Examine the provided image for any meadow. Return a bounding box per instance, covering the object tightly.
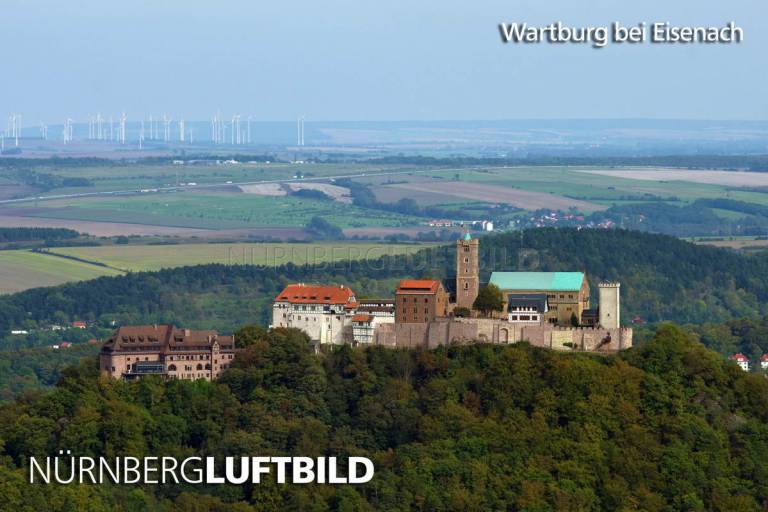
[46,241,429,271]
[0,242,430,292]
[0,250,122,294]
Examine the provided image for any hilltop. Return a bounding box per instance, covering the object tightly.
[0,324,766,510]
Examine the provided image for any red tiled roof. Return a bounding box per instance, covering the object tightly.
[396,279,441,294]
[761,354,768,362]
[276,283,357,306]
[72,321,86,328]
[352,314,374,323]
[730,353,748,362]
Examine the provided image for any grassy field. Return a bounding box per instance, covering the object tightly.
[365,166,762,211]
[687,236,768,251]
[0,242,431,293]
[1,192,421,230]
[45,242,432,272]
[0,251,122,294]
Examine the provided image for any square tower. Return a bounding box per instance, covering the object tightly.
[456,233,480,310]
[598,282,621,329]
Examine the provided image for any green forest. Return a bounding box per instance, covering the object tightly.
[1,325,767,511]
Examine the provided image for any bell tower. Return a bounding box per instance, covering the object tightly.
[456,232,480,310]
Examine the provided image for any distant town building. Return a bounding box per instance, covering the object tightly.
[730,353,750,372]
[426,219,456,228]
[60,342,72,348]
[272,283,357,344]
[10,330,28,335]
[72,321,87,329]
[761,354,768,371]
[395,279,448,324]
[99,324,235,381]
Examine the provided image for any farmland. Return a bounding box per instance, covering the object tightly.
[0,250,122,294]
[0,242,429,292]
[2,159,768,242]
[45,242,429,272]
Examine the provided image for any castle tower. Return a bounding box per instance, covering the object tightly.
[456,232,480,310]
[598,282,620,329]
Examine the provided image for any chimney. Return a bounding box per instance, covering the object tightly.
[184,329,191,337]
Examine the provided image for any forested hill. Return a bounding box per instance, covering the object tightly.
[1,325,767,510]
[1,228,767,351]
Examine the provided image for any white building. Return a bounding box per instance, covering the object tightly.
[272,283,358,345]
[761,354,768,372]
[351,300,395,344]
[730,353,750,372]
[507,294,547,324]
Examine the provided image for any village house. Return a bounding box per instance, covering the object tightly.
[730,353,750,372]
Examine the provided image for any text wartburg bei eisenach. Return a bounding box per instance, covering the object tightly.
[499,21,743,48]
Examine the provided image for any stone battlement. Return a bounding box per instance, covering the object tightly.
[372,318,632,352]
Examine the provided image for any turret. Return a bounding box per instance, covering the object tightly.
[598,282,620,329]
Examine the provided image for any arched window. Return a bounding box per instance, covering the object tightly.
[205,364,211,370]
[168,364,177,371]
[196,363,203,370]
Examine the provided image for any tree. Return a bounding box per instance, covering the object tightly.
[570,312,579,327]
[472,284,504,317]
[454,307,471,318]
[304,216,344,240]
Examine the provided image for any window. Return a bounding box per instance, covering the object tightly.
[464,258,469,263]
[424,298,428,303]
[464,283,469,290]
[168,364,177,371]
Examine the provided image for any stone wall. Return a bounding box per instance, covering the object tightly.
[372,318,632,353]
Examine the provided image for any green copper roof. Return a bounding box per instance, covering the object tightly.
[463,232,472,241]
[489,272,585,291]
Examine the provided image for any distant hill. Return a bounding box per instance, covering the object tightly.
[0,325,766,510]
[1,228,767,352]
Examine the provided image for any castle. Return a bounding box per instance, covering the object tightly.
[272,234,632,352]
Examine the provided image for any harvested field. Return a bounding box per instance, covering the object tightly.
[580,169,768,188]
[0,215,209,236]
[387,182,606,212]
[238,183,286,196]
[287,183,352,203]
[373,185,458,205]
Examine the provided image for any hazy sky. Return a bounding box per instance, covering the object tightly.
[1,0,765,122]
